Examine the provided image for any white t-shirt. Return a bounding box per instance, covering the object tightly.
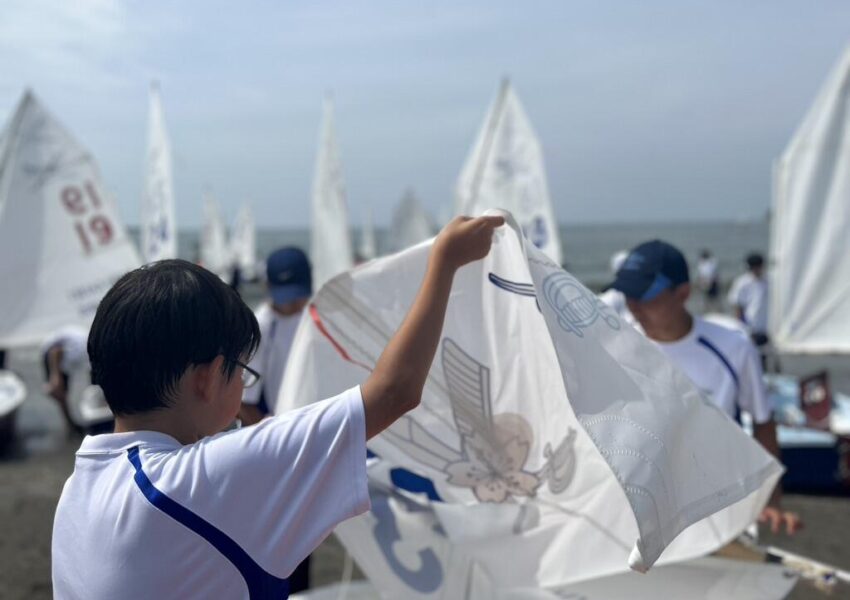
[654,317,772,425]
[52,386,369,600]
[696,257,718,285]
[243,304,303,413]
[727,272,768,334]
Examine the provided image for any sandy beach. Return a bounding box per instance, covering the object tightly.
[1,344,848,599]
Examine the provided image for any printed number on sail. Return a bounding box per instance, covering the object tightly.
[61,181,114,253]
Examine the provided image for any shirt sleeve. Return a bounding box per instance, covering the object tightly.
[171,386,370,577]
[737,342,772,424]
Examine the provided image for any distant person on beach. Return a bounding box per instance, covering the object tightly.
[696,249,720,312]
[51,215,504,599]
[239,246,312,592]
[728,252,769,348]
[611,240,801,535]
[42,325,90,435]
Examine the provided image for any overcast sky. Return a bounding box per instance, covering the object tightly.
[2,1,849,228]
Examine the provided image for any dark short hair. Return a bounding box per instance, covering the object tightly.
[88,259,261,416]
[746,253,764,269]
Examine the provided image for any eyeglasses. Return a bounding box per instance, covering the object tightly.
[236,360,261,389]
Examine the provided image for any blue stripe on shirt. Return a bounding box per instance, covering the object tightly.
[696,335,742,423]
[126,447,289,599]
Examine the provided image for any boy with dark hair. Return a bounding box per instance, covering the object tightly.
[51,215,503,599]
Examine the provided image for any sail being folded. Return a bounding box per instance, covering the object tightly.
[311,96,353,288]
[141,82,178,263]
[277,210,780,595]
[770,46,850,353]
[456,81,563,265]
[0,91,140,346]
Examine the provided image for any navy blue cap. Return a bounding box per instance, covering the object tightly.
[611,240,689,301]
[266,247,312,305]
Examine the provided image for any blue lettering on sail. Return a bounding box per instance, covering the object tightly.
[371,493,443,592]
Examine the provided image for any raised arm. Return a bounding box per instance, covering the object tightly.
[360,215,504,439]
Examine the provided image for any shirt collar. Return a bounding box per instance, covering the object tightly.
[76,430,182,455]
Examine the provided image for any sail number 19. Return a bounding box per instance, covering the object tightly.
[61,182,114,254]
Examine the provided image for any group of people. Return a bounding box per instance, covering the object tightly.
[48,216,798,599]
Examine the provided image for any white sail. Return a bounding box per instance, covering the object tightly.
[456,80,563,265]
[0,91,141,347]
[141,82,177,263]
[200,193,229,279]
[277,211,780,595]
[390,189,434,252]
[229,201,256,280]
[310,96,354,288]
[358,208,377,261]
[770,46,850,353]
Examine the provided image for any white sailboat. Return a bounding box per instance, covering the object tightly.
[200,193,229,280]
[456,79,563,265]
[767,45,850,489]
[229,201,256,280]
[390,189,434,252]
[141,82,178,263]
[771,46,850,355]
[277,210,782,597]
[358,208,377,261]
[0,90,141,347]
[310,95,353,289]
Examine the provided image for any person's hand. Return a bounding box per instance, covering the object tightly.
[45,374,67,403]
[759,505,803,535]
[432,215,505,271]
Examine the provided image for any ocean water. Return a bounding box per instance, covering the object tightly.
[149,219,768,290]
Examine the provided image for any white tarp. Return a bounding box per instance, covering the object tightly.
[200,193,229,279]
[229,201,256,280]
[311,96,354,288]
[770,46,850,353]
[0,91,141,347]
[277,212,781,595]
[390,190,433,252]
[141,82,178,263]
[456,80,563,265]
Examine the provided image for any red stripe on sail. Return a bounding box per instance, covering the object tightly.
[309,304,372,371]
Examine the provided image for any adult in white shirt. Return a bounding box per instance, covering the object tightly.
[52,215,505,600]
[728,252,769,342]
[610,240,800,535]
[598,250,636,326]
[240,247,311,427]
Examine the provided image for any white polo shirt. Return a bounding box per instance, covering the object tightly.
[243,304,303,414]
[52,386,369,600]
[653,317,772,425]
[727,272,768,334]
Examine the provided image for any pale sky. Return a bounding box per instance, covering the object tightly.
[1,0,849,228]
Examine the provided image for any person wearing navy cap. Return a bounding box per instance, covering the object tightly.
[611,240,801,536]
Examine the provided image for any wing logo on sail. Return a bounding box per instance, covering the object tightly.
[542,272,620,337]
[440,338,576,502]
